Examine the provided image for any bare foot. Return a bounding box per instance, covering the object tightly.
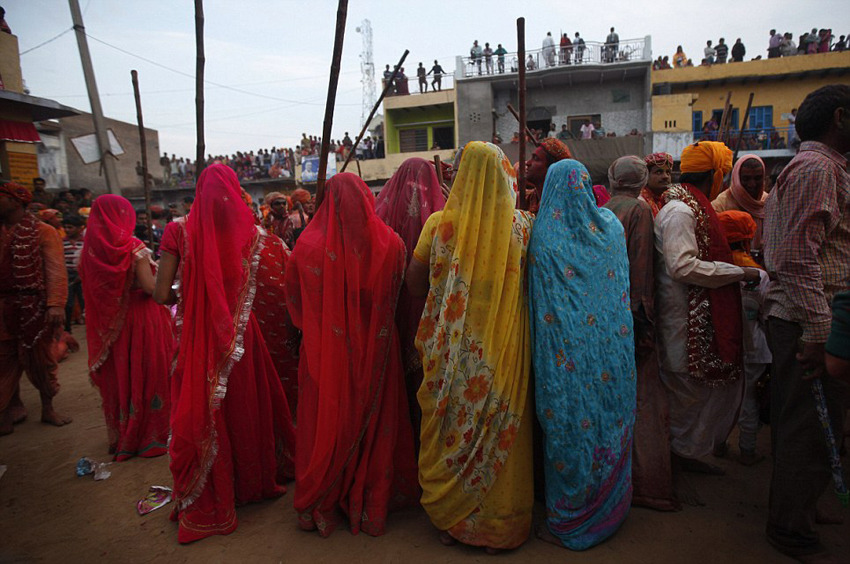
[738,449,765,467]
[438,531,456,546]
[41,406,73,426]
[534,523,564,547]
[10,405,27,424]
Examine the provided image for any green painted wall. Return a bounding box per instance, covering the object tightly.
[386,103,454,154]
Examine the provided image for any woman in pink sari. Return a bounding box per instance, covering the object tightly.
[375,157,446,444]
[154,164,295,544]
[80,194,174,461]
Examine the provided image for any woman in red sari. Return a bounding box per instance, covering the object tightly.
[374,157,446,446]
[285,172,418,537]
[79,194,174,460]
[154,164,295,544]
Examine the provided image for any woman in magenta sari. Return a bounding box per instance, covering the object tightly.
[375,157,446,443]
[154,164,295,544]
[80,194,174,461]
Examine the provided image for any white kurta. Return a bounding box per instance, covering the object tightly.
[654,200,746,458]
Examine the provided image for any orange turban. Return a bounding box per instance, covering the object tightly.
[0,182,33,204]
[290,188,312,205]
[717,210,756,243]
[538,137,572,162]
[680,141,732,200]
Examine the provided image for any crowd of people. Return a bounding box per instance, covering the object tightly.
[654,26,846,69]
[1,82,848,563]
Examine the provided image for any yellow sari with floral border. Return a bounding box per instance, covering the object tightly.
[412,141,534,549]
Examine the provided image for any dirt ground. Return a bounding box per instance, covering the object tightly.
[1,327,848,564]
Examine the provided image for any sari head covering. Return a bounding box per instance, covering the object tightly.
[285,172,417,536]
[592,184,611,207]
[375,157,446,423]
[79,194,144,372]
[609,155,649,193]
[170,164,266,511]
[415,141,533,549]
[0,181,32,204]
[528,159,636,549]
[375,157,446,262]
[729,154,766,219]
[680,141,733,200]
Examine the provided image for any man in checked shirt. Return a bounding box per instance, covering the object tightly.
[763,84,850,564]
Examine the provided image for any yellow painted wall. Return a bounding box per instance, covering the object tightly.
[652,93,697,132]
[652,52,850,132]
[0,31,24,93]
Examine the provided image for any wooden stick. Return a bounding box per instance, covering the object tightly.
[341,49,409,173]
[506,103,541,147]
[717,91,732,141]
[130,70,155,249]
[355,155,362,178]
[194,0,206,179]
[517,17,527,210]
[434,155,444,185]
[734,92,755,159]
[316,0,349,209]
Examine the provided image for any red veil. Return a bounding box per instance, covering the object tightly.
[285,172,417,536]
[170,164,283,511]
[374,157,445,443]
[79,194,144,371]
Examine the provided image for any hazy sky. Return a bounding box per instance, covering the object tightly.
[7,0,849,158]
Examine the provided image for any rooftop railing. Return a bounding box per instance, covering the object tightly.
[457,37,650,78]
[381,74,455,97]
[693,126,796,151]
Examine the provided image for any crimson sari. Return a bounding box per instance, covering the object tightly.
[80,194,174,461]
[163,164,295,544]
[374,157,446,444]
[285,172,418,537]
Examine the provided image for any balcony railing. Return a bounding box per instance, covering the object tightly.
[693,126,796,151]
[458,37,650,78]
[381,74,454,96]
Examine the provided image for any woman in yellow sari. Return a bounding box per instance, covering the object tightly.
[406,141,534,552]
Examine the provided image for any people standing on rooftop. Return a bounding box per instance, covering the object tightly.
[732,38,746,61]
[768,29,782,58]
[715,38,729,63]
[543,32,556,67]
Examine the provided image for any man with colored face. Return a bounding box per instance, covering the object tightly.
[522,138,572,213]
[639,152,673,217]
[712,155,769,250]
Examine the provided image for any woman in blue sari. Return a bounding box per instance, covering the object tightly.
[528,159,636,550]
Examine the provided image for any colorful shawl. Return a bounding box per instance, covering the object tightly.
[415,141,533,549]
[663,184,743,386]
[528,159,636,549]
[79,194,145,372]
[285,172,417,537]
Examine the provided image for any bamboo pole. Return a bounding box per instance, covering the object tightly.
[316,0,349,209]
[434,155,444,185]
[341,49,409,173]
[716,91,732,141]
[130,70,154,249]
[194,0,206,178]
[506,103,541,147]
[517,17,527,210]
[734,92,755,159]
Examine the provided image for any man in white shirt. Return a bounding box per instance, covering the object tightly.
[704,40,716,64]
[654,141,760,504]
[580,120,595,140]
[542,32,556,67]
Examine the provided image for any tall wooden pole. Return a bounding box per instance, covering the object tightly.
[517,17,527,210]
[434,155,444,185]
[194,0,206,179]
[341,49,409,173]
[717,91,732,141]
[316,0,349,209]
[734,92,755,159]
[131,70,154,249]
[69,0,119,193]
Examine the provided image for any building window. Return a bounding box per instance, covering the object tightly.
[399,128,428,153]
[567,114,601,138]
[692,111,703,132]
[432,126,454,150]
[710,108,739,130]
[748,106,774,130]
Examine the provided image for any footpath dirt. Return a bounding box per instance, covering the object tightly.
[1,327,848,563]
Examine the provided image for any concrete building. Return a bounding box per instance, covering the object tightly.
[651,50,850,164]
[454,36,653,181]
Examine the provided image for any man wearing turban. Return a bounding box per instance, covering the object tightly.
[652,142,761,503]
[523,137,573,213]
[712,154,768,251]
[262,191,289,241]
[0,182,72,435]
[640,152,674,217]
[604,156,679,511]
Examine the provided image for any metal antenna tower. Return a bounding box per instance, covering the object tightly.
[356,20,376,130]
